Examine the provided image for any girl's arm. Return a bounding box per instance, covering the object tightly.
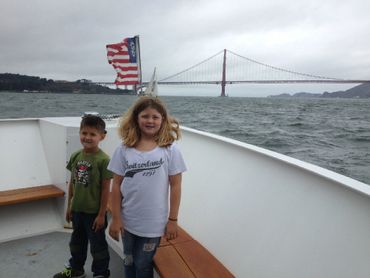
[92,178,111,231]
[166,173,182,240]
[109,173,124,241]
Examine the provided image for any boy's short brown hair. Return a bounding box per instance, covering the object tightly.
[80,115,107,134]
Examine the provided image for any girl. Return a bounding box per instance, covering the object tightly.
[108,96,187,278]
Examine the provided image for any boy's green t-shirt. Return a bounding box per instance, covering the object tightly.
[67,149,113,214]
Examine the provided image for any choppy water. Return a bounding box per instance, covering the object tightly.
[1,92,369,185]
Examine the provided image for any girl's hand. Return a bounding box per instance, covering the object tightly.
[65,208,72,223]
[92,215,105,232]
[109,220,124,241]
[166,220,178,240]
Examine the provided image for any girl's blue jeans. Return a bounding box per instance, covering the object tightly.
[69,211,110,277]
[122,229,161,278]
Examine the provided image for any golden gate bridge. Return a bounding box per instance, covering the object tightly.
[97,49,370,97]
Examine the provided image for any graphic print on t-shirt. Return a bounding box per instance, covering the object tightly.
[125,158,164,178]
[75,160,92,187]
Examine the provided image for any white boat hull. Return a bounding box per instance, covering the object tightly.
[178,127,370,278]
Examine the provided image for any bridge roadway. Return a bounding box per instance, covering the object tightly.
[95,79,370,86]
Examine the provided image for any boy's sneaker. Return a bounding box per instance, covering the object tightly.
[53,267,86,278]
[93,269,110,278]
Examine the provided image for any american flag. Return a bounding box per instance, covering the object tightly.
[106,37,140,85]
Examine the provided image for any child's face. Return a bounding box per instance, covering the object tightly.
[137,107,163,138]
[79,126,105,153]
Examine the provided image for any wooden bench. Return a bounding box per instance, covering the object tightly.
[0,184,65,206]
[154,226,235,278]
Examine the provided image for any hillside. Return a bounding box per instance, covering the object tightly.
[0,73,134,94]
[322,83,370,98]
[269,83,370,98]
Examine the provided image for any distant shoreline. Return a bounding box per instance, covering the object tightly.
[0,90,134,96]
[268,83,370,99]
[0,73,135,95]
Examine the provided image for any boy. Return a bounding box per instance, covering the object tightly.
[54,115,113,278]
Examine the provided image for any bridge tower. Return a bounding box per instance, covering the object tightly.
[221,49,227,97]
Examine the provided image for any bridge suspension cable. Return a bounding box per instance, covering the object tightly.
[159,50,224,82]
[156,49,370,96]
[159,49,344,84]
[226,50,340,81]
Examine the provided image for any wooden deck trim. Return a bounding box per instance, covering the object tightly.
[154,226,234,278]
[154,245,195,278]
[0,184,65,206]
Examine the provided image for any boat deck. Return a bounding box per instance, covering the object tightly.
[0,231,124,278]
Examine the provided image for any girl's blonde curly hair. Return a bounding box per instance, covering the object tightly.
[118,96,181,147]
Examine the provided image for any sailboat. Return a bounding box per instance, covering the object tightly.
[142,67,158,96]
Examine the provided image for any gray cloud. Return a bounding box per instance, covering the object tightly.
[1,0,370,96]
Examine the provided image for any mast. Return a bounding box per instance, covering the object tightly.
[221,49,226,97]
[135,35,142,94]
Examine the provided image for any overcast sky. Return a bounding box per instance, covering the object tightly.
[1,0,370,97]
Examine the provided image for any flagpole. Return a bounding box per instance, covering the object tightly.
[135,35,142,95]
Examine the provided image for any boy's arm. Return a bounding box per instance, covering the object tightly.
[98,178,111,216]
[109,174,124,241]
[92,178,110,232]
[166,173,182,240]
[66,177,73,223]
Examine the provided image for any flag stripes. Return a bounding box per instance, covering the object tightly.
[106,37,140,86]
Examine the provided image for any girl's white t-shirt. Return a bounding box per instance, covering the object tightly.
[108,143,187,237]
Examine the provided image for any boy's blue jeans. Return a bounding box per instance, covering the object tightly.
[69,211,110,277]
[122,229,161,278]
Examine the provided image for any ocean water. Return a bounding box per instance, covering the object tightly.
[1,92,369,185]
